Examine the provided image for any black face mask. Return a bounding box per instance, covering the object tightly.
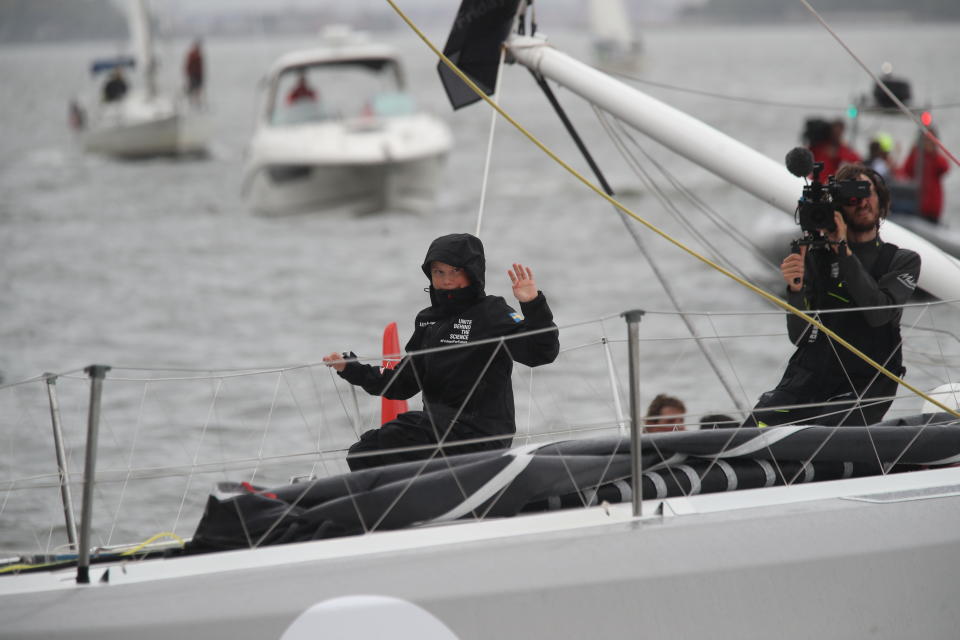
[428,283,481,313]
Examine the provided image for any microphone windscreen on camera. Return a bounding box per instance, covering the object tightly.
[785,147,814,177]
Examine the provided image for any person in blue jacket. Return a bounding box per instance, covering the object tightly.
[324,233,559,470]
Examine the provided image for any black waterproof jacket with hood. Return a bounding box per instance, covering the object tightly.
[338,233,559,442]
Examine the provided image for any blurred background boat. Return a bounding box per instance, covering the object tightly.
[241,26,452,215]
[588,0,643,74]
[75,0,208,158]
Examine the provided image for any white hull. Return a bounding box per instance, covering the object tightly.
[82,110,208,158]
[247,153,447,216]
[2,467,959,639]
[244,35,452,216]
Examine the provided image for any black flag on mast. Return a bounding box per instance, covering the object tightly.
[437,0,523,110]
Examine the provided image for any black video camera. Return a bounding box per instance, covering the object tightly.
[785,147,871,233]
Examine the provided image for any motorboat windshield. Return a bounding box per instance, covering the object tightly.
[269,57,414,126]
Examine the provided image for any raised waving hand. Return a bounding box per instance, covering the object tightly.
[508,263,538,303]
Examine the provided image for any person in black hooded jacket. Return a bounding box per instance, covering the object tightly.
[323,233,560,470]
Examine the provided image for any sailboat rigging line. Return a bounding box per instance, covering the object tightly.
[534,72,747,411]
[384,0,960,419]
[601,333,627,434]
[106,381,150,547]
[307,365,335,481]
[922,307,957,387]
[171,381,217,535]
[598,109,751,279]
[606,70,842,112]
[705,314,752,415]
[0,369,86,392]
[282,370,333,475]
[329,366,363,439]
[429,444,539,523]
[607,114,778,272]
[592,108,748,410]
[531,71,616,195]
[249,371,283,485]
[362,349,498,532]
[908,324,960,347]
[798,0,960,170]
[785,303,936,479]
[35,299,952,383]
[253,474,328,548]
[475,46,507,238]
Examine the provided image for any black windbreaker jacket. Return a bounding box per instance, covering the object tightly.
[338,233,560,437]
[783,238,920,390]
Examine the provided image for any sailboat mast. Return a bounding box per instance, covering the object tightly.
[504,34,960,300]
[128,0,156,98]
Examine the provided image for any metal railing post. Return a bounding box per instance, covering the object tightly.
[43,374,79,549]
[622,310,645,517]
[77,364,110,585]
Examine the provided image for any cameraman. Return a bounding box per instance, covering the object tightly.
[746,164,921,427]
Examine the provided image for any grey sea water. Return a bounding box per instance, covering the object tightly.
[2,21,959,552]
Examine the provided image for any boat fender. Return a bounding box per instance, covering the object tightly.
[280,595,458,639]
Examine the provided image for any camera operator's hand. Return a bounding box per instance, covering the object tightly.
[781,245,806,293]
[826,211,851,255]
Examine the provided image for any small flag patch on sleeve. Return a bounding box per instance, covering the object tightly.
[510,312,523,323]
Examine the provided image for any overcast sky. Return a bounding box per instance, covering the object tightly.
[146,0,703,22]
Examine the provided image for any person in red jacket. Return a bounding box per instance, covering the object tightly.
[286,69,317,104]
[901,128,950,224]
[808,118,861,181]
[184,39,204,105]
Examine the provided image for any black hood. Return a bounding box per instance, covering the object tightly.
[421,233,486,291]
[421,233,486,312]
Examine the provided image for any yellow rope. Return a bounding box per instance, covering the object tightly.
[0,532,186,574]
[0,560,71,574]
[119,531,186,556]
[384,0,960,419]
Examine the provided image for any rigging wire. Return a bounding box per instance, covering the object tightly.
[475,46,507,238]
[607,71,844,112]
[608,72,960,114]
[383,0,960,419]
[606,115,780,272]
[798,0,960,170]
[526,72,747,411]
[596,108,758,279]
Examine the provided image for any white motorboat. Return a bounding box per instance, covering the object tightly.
[78,0,208,158]
[3,3,960,639]
[242,27,452,215]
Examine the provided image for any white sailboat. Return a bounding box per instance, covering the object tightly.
[79,0,208,158]
[588,0,643,73]
[241,26,452,215]
[4,3,960,638]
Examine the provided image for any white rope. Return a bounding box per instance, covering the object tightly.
[475,46,507,238]
[106,380,150,546]
[250,371,283,484]
[173,377,223,535]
